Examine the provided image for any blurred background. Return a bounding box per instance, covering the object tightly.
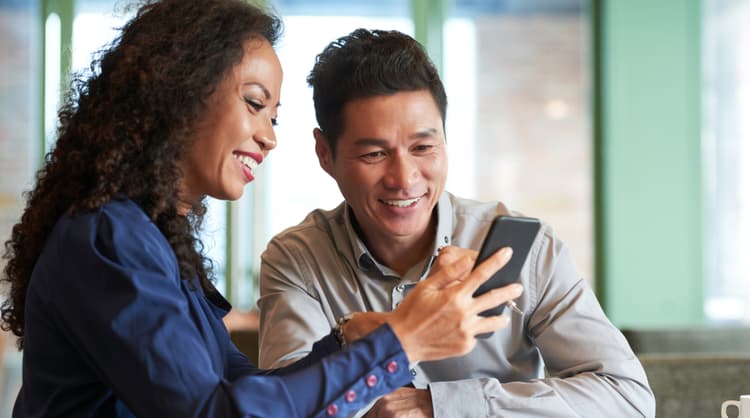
[0,0,747,414]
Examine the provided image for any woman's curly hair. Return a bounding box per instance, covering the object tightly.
[1,0,281,349]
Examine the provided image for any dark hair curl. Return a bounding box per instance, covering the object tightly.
[307,28,447,155]
[1,0,282,349]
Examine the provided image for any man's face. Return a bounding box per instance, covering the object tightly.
[315,89,448,251]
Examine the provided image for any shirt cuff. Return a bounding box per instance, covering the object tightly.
[428,379,486,418]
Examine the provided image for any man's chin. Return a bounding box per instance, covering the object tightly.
[380,223,430,240]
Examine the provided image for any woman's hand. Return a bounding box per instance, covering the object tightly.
[339,246,482,343]
[341,312,391,343]
[386,246,522,363]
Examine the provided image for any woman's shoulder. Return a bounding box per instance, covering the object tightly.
[68,198,159,242]
[99,197,151,221]
[52,198,176,271]
[98,199,176,263]
[31,199,180,303]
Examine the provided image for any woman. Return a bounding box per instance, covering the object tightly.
[0,0,519,416]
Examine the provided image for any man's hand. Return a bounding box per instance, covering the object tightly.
[387,246,520,363]
[364,387,433,418]
[429,246,478,286]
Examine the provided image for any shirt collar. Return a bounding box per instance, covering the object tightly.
[434,191,454,252]
[342,191,454,276]
[342,205,379,272]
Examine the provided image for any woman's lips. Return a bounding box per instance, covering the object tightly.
[232,151,262,182]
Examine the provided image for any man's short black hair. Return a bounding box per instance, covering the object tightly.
[307,28,447,155]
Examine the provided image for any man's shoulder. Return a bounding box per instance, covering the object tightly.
[260,203,354,283]
[445,192,559,250]
[266,202,346,250]
[447,192,514,223]
[447,192,550,227]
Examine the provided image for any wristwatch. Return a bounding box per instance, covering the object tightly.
[333,313,355,348]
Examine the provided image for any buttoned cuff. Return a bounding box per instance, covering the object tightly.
[428,379,486,418]
[314,325,413,418]
[316,353,410,417]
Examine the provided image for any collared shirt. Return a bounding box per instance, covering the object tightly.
[258,192,656,417]
[14,198,412,418]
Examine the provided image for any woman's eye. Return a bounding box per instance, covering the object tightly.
[271,118,278,127]
[244,98,264,111]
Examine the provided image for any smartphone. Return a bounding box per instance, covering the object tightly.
[472,215,541,324]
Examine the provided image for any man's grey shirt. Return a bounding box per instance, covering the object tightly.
[258,192,655,417]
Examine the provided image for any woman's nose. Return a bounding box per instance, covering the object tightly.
[256,134,277,152]
[255,120,277,152]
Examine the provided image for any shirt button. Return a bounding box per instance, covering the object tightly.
[410,368,417,376]
[386,360,399,373]
[396,284,404,292]
[366,374,378,387]
[345,390,357,403]
[326,404,338,416]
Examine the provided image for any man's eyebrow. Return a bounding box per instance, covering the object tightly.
[352,129,440,147]
[411,128,439,139]
[352,138,389,147]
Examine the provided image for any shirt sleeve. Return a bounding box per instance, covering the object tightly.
[257,238,336,368]
[48,207,412,418]
[228,331,341,380]
[427,227,655,418]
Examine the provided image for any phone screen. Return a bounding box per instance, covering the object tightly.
[472,215,541,321]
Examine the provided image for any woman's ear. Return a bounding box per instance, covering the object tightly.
[313,128,334,176]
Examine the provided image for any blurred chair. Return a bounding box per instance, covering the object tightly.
[621,327,750,355]
[229,329,260,365]
[224,309,260,365]
[639,354,750,418]
[622,327,750,417]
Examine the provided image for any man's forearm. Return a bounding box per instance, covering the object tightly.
[427,372,654,418]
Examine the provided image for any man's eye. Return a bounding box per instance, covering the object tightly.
[361,151,386,162]
[271,118,278,126]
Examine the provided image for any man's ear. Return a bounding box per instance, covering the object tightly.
[314,128,334,176]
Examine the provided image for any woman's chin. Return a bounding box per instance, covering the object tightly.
[226,186,247,202]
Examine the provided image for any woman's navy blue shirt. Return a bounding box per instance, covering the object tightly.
[13,198,411,417]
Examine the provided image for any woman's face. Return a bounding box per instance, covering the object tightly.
[178,37,282,209]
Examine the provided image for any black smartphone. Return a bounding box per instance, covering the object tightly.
[472,215,541,323]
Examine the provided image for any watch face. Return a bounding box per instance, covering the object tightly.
[334,313,355,347]
[333,324,346,347]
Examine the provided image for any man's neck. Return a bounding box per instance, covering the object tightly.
[353,212,438,277]
[373,232,434,277]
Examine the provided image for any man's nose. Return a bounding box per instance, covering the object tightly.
[384,153,418,189]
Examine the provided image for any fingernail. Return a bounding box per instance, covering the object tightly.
[501,247,513,262]
[509,283,523,297]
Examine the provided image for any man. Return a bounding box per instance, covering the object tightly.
[258,28,655,417]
